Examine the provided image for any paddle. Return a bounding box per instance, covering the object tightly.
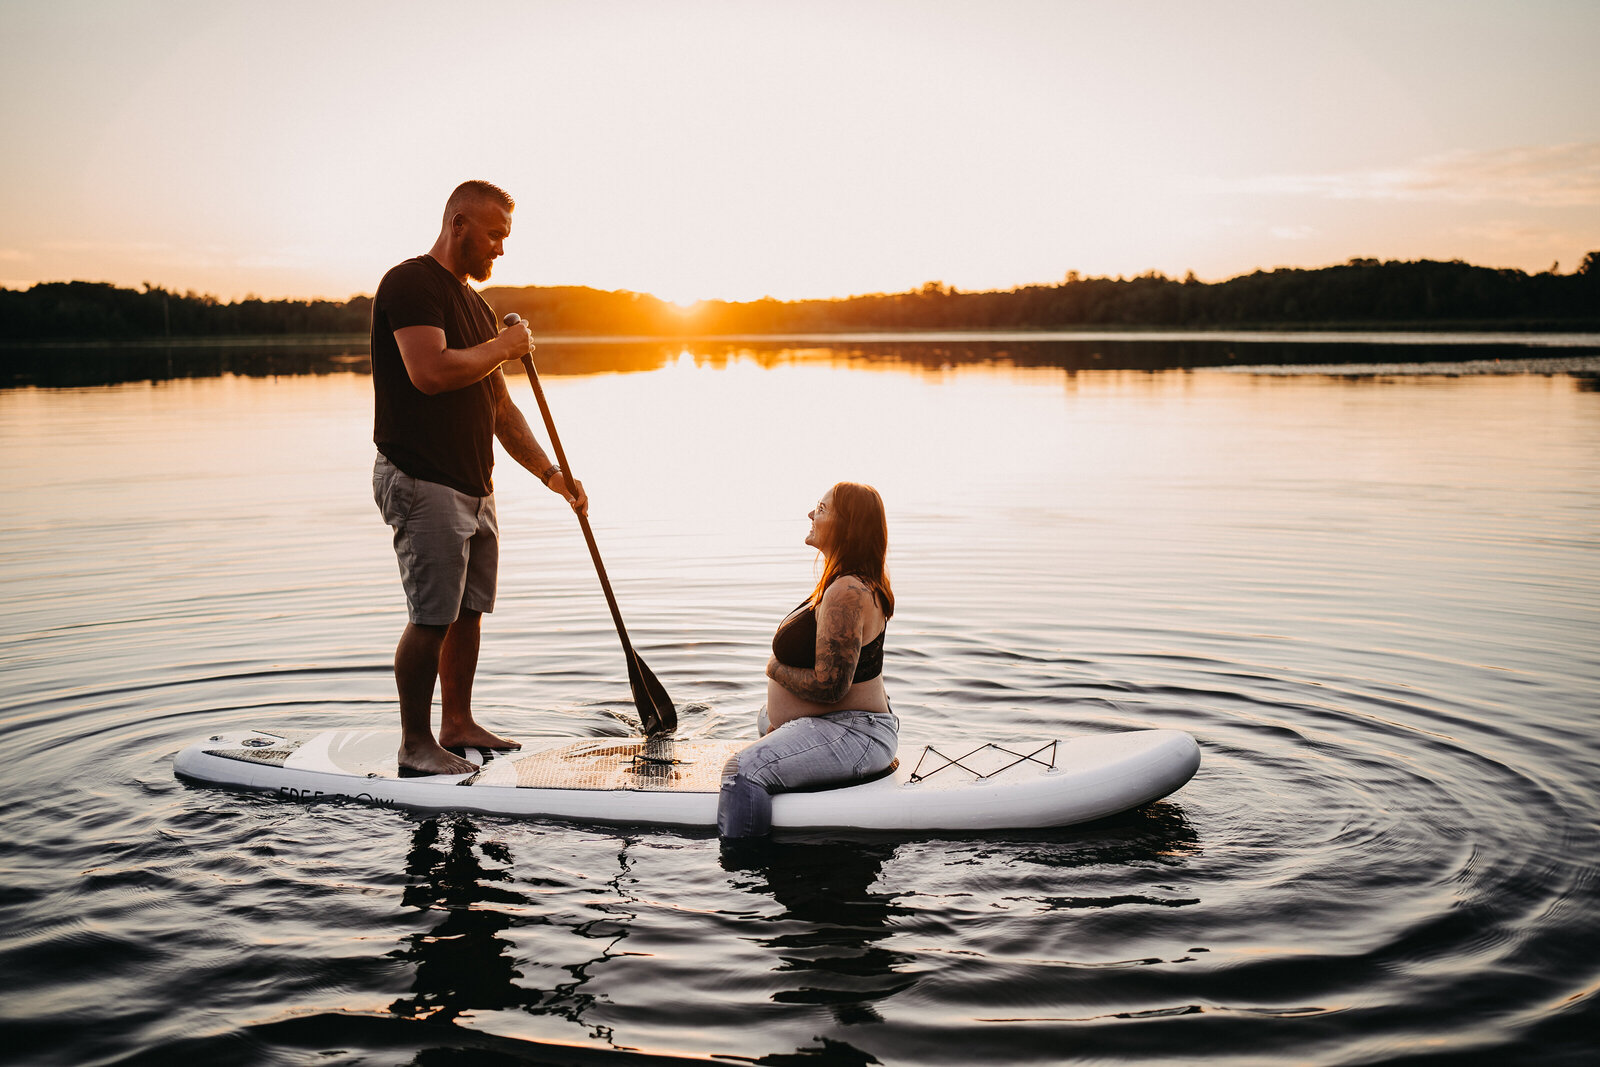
[503,313,676,736]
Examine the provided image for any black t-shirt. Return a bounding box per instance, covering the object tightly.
[371,255,499,497]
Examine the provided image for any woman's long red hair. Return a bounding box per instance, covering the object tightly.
[810,482,894,618]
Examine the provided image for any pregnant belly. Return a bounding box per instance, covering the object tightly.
[765,675,891,730]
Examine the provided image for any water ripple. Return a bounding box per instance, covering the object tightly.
[2,362,1596,1065]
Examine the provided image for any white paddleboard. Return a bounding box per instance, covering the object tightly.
[173,728,1200,832]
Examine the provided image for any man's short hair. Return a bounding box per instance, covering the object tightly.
[444,180,514,221]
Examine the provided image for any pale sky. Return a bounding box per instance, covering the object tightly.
[2,0,1596,304]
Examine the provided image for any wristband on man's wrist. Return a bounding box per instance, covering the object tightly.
[539,464,561,486]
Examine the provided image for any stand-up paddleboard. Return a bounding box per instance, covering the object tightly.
[173,729,1200,832]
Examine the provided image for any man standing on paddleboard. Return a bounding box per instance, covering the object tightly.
[370,180,587,777]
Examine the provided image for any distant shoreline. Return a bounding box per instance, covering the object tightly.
[5,258,1596,343]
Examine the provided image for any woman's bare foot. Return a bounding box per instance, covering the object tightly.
[398,740,477,777]
[439,723,522,751]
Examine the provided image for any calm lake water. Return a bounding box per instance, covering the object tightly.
[2,334,1598,1065]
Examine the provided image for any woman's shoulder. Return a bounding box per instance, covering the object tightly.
[822,574,882,611]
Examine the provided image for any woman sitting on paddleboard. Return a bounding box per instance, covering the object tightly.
[718,481,899,838]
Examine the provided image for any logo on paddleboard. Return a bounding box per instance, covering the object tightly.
[242,737,276,748]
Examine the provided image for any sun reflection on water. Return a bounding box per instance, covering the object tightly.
[1,343,1597,1066]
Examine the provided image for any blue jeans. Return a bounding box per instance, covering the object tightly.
[717,709,900,838]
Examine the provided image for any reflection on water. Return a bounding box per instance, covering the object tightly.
[389,816,916,1047]
[389,814,643,1050]
[0,339,372,388]
[723,839,912,1026]
[390,815,542,1024]
[0,343,1596,1065]
[4,329,1598,388]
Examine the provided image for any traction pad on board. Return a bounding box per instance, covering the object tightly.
[472,739,741,792]
[202,734,304,766]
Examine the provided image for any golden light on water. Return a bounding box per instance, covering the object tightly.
[4,349,1592,664]
[4,340,1598,1065]
[538,347,1227,561]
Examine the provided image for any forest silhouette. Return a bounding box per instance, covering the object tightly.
[3,255,1595,342]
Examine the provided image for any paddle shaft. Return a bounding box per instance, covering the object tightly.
[503,314,674,735]
[520,355,635,647]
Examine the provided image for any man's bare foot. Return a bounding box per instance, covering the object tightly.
[439,723,522,751]
[397,741,477,777]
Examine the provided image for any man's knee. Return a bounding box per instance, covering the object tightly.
[400,620,449,648]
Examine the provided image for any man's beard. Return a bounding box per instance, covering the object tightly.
[467,257,494,283]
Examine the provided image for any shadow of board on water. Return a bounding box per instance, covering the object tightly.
[91,802,1198,1067]
[379,814,918,1053]
[373,805,1199,1041]
[8,336,1596,389]
[98,811,899,1067]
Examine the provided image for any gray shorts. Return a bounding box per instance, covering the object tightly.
[372,454,498,626]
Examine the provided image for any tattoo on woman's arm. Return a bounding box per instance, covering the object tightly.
[778,590,864,704]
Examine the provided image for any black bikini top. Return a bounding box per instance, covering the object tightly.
[771,580,887,683]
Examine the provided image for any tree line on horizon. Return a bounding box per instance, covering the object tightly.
[3,255,1595,341]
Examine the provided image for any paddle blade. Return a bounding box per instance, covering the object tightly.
[626,650,677,736]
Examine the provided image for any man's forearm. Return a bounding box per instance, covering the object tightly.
[396,326,519,396]
[493,377,556,478]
